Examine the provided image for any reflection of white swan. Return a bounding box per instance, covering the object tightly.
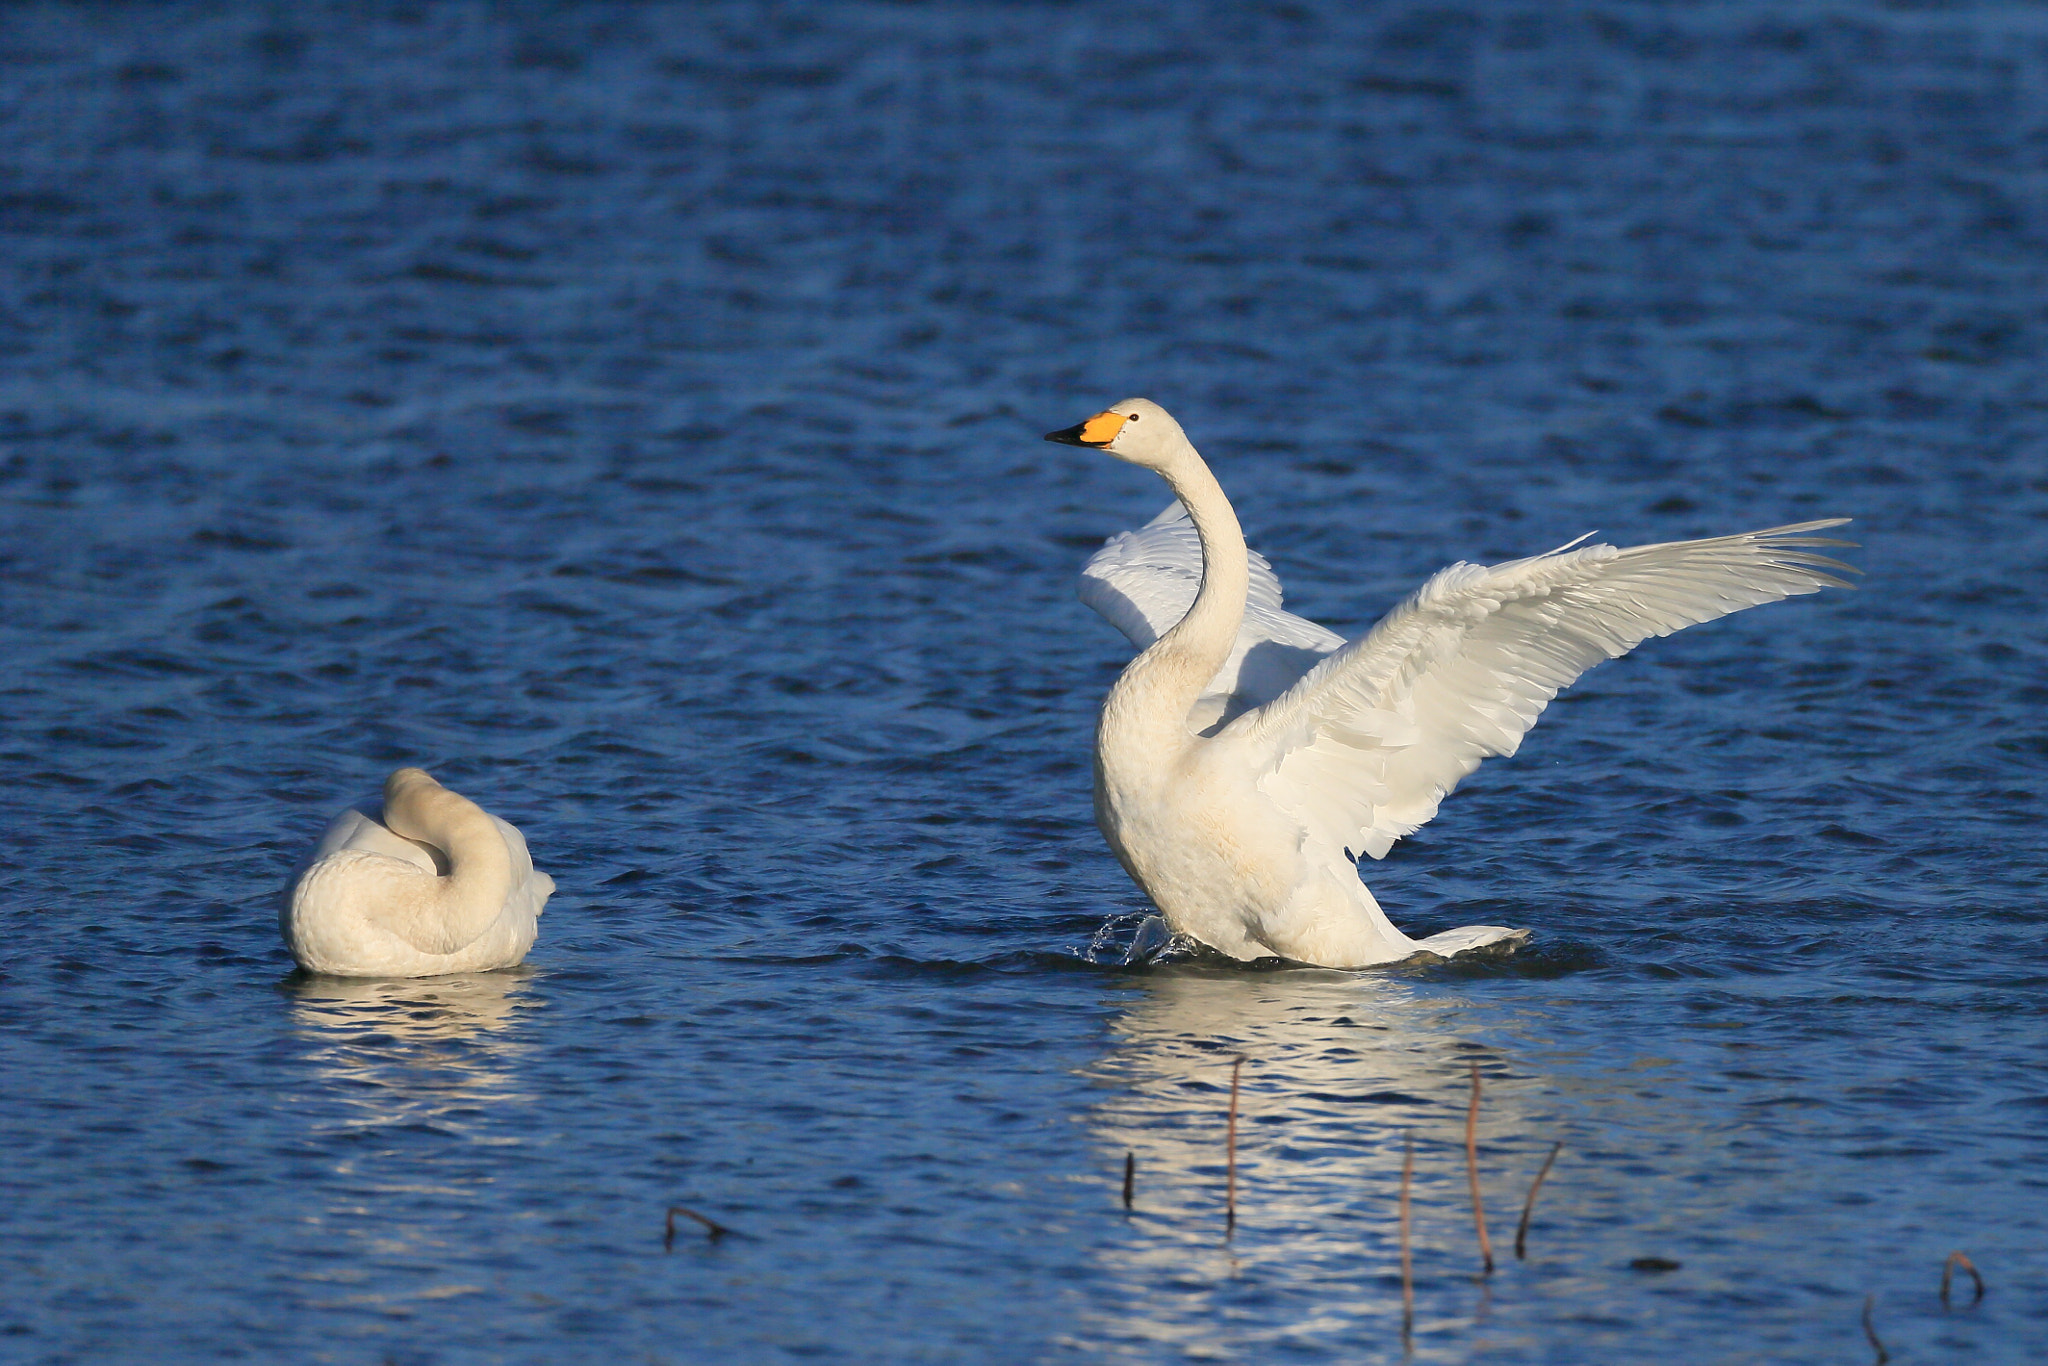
[284,969,535,1302]
[283,968,536,1043]
[1048,399,1852,968]
[1090,970,1526,1198]
[1073,970,1548,1355]
[283,768,553,977]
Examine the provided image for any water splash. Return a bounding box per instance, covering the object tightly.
[1081,913,1184,967]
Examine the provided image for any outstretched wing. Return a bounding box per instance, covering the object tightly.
[1226,520,1855,859]
[1080,502,1346,733]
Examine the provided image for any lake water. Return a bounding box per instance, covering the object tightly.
[3,2,2046,1362]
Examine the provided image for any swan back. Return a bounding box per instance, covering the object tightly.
[307,806,445,874]
[488,811,556,923]
[283,769,551,978]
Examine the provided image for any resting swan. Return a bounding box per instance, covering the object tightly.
[1048,398,1853,968]
[283,768,553,977]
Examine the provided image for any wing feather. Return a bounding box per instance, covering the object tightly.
[1080,502,1346,732]
[1229,520,1855,859]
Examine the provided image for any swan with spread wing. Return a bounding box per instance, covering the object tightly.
[1048,398,1853,968]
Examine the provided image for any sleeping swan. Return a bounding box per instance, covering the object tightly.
[283,767,553,977]
[1049,398,1853,969]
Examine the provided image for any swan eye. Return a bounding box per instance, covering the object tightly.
[1126,412,1140,422]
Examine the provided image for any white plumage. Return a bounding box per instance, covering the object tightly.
[1053,398,1852,968]
[283,768,553,978]
[1080,502,1345,735]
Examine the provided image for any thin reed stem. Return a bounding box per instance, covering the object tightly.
[1862,1294,1888,1364]
[1465,1061,1494,1275]
[1940,1250,1984,1308]
[1514,1141,1562,1261]
[1400,1133,1414,1346]
[1226,1057,1244,1235]
[1122,1150,1134,1213]
[664,1205,731,1250]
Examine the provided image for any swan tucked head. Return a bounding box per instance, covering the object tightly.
[1045,397,1189,470]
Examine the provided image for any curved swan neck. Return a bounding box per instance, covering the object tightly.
[381,768,514,936]
[1157,444,1249,664]
[1107,437,1250,739]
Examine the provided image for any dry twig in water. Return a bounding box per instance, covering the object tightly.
[1226,1057,1245,1235]
[1862,1295,1888,1364]
[1122,1150,1134,1213]
[1514,1141,1562,1261]
[664,1205,731,1250]
[1940,1250,1985,1308]
[1400,1133,1414,1346]
[1465,1061,1494,1275]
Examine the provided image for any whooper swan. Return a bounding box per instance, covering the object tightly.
[1048,398,1852,968]
[283,767,553,977]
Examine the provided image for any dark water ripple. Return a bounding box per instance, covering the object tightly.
[2,2,2047,1362]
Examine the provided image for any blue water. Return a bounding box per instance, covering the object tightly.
[3,2,2046,1361]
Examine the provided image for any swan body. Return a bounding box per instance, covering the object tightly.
[1049,398,1853,969]
[283,768,553,977]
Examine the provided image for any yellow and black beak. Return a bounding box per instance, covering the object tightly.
[1045,410,1130,448]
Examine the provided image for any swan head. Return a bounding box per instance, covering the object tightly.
[1045,397,1188,470]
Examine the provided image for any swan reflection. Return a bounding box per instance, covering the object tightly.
[1074,966,1556,1355]
[283,968,538,1118]
[285,968,538,1046]
[277,971,541,1308]
[282,966,536,1146]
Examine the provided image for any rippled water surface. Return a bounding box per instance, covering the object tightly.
[4,3,2047,1362]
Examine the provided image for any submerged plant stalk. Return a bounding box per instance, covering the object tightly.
[1862,1294,1888,1364]
[1465,1061,1494,1275]
[1940,1250,1984,1307]
[664,1205,731,1249]
[1226,1057,1244,1235]
[1514,1141,1562,1260]
[1400,1133,1414,1345]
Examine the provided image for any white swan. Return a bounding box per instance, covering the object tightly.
[1048,398,1853,968]
[283,767,553,977]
